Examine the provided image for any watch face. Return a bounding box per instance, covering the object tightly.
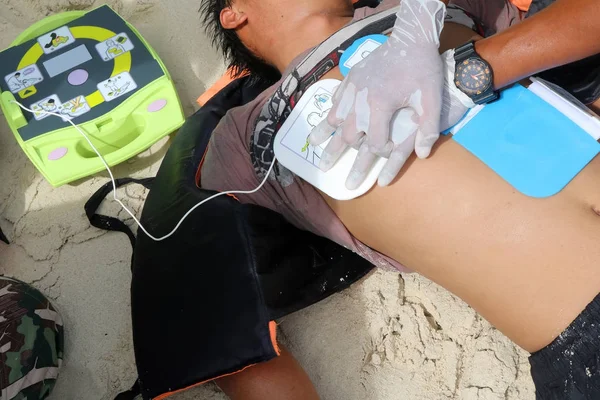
[455,57,493,97]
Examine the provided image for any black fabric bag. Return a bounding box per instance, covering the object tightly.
[536,56,600,106]
[86,77,373,400]
[131,77,373,398]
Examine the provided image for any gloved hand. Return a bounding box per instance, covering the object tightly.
[341,49,476,188]
[309,0,448,189]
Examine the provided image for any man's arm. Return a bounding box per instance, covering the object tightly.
[476,0,600,89]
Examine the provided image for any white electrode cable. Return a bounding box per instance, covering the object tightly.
[10,100,277,242]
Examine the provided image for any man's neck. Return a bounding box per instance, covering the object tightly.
[265,10,355,73]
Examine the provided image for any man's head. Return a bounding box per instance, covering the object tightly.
[200,0,357,82]
[200,0,281,82]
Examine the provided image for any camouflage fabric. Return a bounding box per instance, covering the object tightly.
[0,277,64,400]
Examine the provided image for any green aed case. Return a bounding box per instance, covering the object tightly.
[0,5,184,186]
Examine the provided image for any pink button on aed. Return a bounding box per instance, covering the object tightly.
[68,69,89,86]
[147,99,167,112]
[48,147,68,161]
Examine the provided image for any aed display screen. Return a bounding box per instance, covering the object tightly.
[43,44,92,78]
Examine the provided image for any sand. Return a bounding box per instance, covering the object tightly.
[0,1,535,399]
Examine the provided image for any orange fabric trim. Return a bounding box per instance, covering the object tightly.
[509,0,532,12]
[269,321,281,356]
[226,193,240,201]
[194,143,210,188]
[196,68,249,107]
[153,321,282,400]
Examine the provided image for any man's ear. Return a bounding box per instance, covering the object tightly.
[220,6,248,30]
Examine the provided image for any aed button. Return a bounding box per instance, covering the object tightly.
[19,86,37,99]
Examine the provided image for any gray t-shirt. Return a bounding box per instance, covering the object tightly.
[200,0,409,272]
[449,0,525,36]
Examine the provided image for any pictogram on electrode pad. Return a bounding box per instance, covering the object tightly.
[274,79,386,200]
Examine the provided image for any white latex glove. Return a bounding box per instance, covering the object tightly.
[309,0,447,189]
[439,49,476,132]
[345,50,477,189]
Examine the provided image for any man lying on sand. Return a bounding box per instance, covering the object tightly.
[199,0,600,399]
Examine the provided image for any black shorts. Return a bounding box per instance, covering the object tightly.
[529,293,600,399]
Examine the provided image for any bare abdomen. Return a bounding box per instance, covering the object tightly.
[327,136,600,352]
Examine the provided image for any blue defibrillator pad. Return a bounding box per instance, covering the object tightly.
[451,85,600,198]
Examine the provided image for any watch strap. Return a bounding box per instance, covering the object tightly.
[454,41,476,61]
[453,41,500,105]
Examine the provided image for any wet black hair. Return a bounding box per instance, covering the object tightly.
[199,0,281,84]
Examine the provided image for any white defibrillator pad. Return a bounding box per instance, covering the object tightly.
[274,79,386,200]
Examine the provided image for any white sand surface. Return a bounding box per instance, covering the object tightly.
[0,1,535,399]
